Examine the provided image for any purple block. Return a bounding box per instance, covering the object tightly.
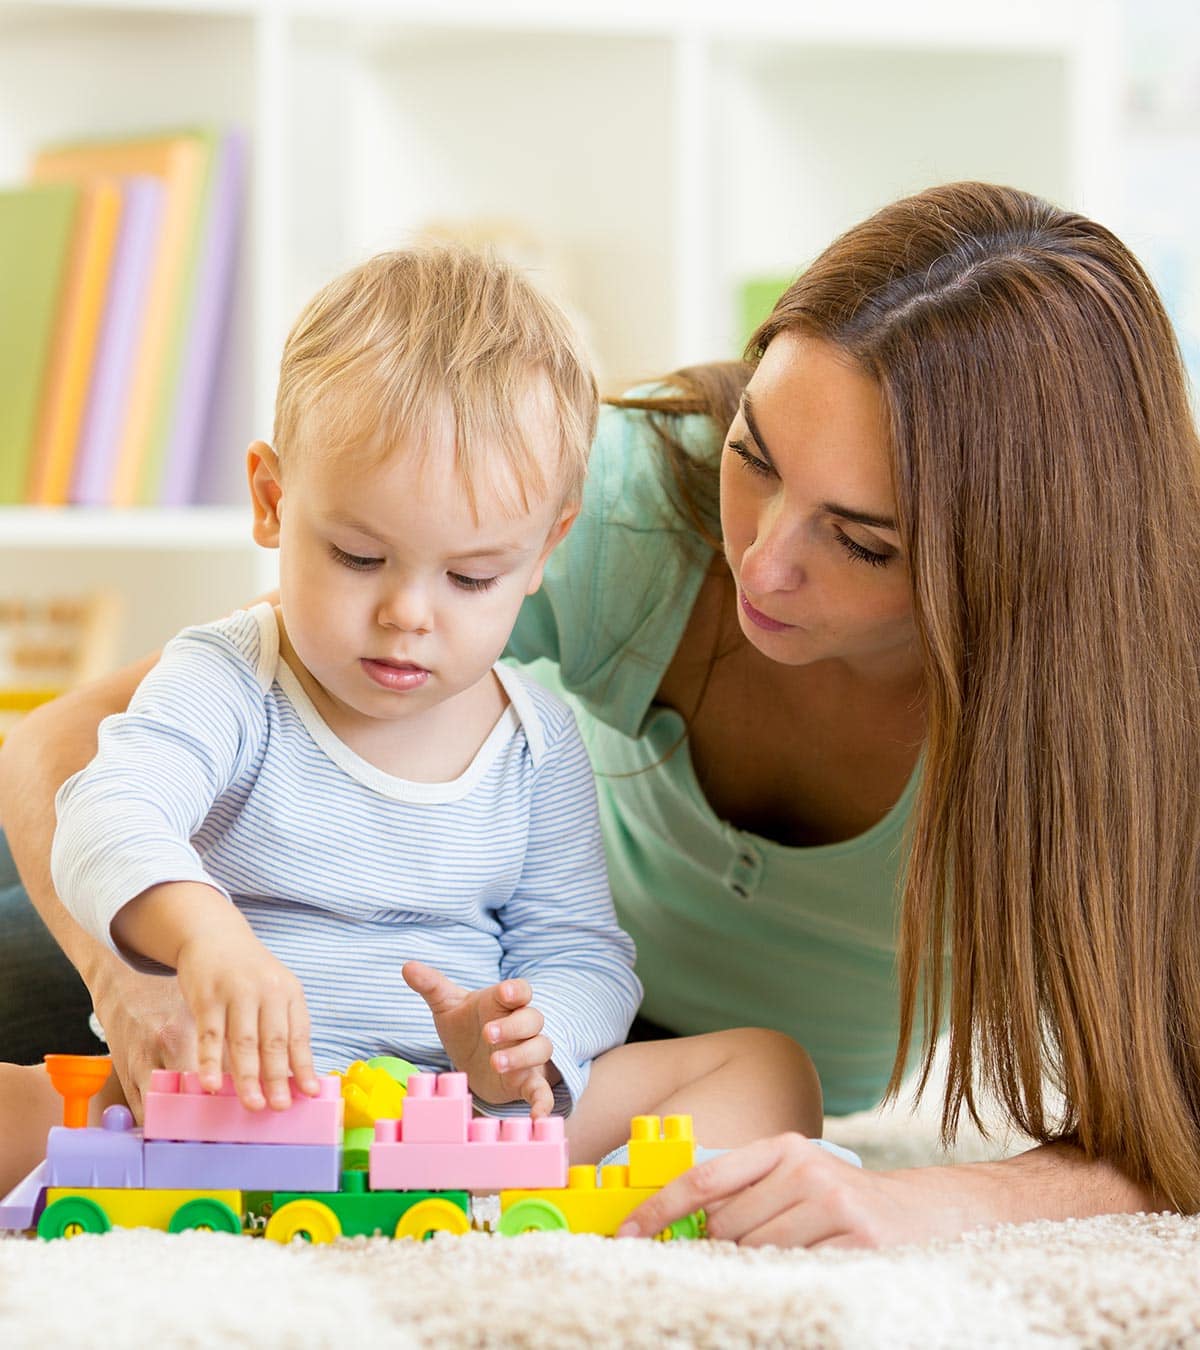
[143,1139,341,1191]
[0,1160,49,1231]
[45,1106,144,1188]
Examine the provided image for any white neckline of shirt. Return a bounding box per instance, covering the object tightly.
[244,602,543,804]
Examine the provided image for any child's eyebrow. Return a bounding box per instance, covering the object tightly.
[446,542,529,561]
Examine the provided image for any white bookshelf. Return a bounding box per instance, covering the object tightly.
[0,0,1120,666]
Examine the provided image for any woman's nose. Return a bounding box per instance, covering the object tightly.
[739,504,806,595]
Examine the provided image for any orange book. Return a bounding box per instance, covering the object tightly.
[25,179,122,504]
[33,134,207,506]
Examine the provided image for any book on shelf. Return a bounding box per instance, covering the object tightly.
[33,131,210,508]
[71,176,166,508]
[0,183,80,505]
[25,179,122,505]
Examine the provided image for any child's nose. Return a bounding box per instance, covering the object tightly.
[377,584,432,635]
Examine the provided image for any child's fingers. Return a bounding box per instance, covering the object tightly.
[195,1004,227,1096]
[522,1071,555,1119]
[286,995,320,1097]
[475,978,534,1027]
[402,960,467,1015]
[491,1033,553,1077]
[484,1004,544,1048]
[225,997,266,1110]
[258,1001,296,1110]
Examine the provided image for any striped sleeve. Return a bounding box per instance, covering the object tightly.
[50,617,268,969]
[496,696,642,1111]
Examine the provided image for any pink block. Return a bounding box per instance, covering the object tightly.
[143,1071,343,1145]
[370,1115,567,1193]
[397,1072,472,1143]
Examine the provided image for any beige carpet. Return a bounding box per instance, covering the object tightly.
[2,1095,1196,1348]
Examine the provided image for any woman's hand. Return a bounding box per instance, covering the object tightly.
[87,961,197,1123]
[617,1133,1000,1248]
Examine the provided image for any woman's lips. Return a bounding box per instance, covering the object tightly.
[361,658,430,691]
[739,590,794,633]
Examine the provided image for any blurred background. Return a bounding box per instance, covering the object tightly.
[0,0,1196,712]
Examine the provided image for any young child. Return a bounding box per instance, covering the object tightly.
[0,247,824,1196]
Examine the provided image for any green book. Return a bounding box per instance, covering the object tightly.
[0,183,79,503]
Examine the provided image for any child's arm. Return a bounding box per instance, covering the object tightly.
[113,879,318,1109]
[51,615,318,1110]
[493,701,643,1112]
[402,960,558,1116]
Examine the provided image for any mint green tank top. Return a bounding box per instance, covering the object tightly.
[507,401,923,1114]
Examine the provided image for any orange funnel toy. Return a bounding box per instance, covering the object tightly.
[44,1053,113,1128]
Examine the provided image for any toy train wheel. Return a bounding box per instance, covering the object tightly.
[168,1198,242,1235]
[37,1195,112,1241]
[656,1209,705,1242]
[265,1198,342,1245]
[497,1198,569,1236]
[394,1198,471,1241]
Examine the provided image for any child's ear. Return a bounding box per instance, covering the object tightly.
[247,442,284,548]
[525,504,580,596]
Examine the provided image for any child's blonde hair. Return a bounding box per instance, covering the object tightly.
[273,246,598,511]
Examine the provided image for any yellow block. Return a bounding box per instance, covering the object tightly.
[338,1060,407,1129]
[501,1164,659,1237]
[627,1114,695,1188]
[46,1187,242,1232]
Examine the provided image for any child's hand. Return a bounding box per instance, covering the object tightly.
[402,960,557,1117]
[174,915,321,1112]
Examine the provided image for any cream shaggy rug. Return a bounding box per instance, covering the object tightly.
[2,1091,1196,1348]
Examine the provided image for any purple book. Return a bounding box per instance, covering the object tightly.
[156,129,246,506]
[71,176,165,505]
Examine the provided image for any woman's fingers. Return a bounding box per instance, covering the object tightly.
[616,1135,791,1238]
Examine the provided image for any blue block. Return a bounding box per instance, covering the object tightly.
[144,1139,341,1190]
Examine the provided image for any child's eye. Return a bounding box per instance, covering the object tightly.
[450,573,499,592]
[330,544,383,571]
[727,439,772,477]
[833,527,892,569]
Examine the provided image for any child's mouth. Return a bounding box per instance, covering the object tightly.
[360,658,430,691]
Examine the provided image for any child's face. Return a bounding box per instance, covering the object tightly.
[249,395,574,731]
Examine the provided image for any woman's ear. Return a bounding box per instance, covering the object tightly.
[247,442,284,548]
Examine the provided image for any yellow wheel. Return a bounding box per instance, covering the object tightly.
[264,1198,342,1245]
[168,1198,242,1235]
[497,1197,569,1236]
[37,1195,111,1241]
[394,1198,471,1241]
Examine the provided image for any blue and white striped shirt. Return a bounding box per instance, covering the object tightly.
[52,604,642,1111]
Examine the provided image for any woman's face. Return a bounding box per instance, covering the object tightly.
[719,331,917,676]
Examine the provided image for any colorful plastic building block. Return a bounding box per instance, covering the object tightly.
[142,1070,343,1145]
[43,1053,112,1128]
[38,1187,243,1238]
[266,1171,470,1243]
[339,1059,411,1130]
[144,1140,340,1191]
[0,1161,49,1231]
[45,1105,143,1188]
[627,1114,696,1188]
[498,1162,702,1240]
[369,1072,567,1192]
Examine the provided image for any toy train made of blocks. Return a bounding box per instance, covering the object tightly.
[0,1054,704,1242]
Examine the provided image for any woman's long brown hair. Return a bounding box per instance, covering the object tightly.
[619,182,1200,1208]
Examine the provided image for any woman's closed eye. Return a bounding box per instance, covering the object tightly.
[833,527,892,569]
[727,439,772,477]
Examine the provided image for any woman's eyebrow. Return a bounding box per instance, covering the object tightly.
[742,393,897,532]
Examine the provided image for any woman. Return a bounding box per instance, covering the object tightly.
[2,182,1194,1245]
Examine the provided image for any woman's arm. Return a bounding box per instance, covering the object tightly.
[616,1135,1161,1248]
[0,654,197,1119]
